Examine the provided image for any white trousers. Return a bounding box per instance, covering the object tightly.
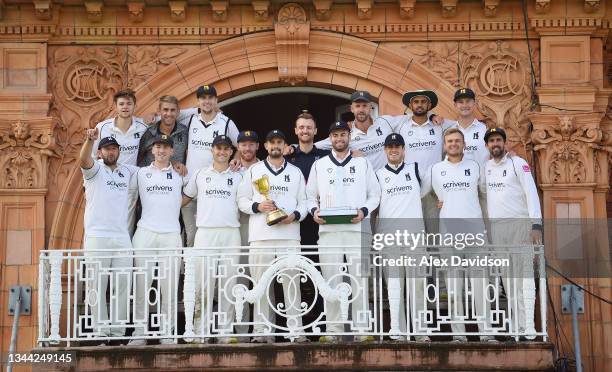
[193,227,242,335]
[249,240,303,334]
[318,232,371,333]
[131,227,182,337]
[236,213,251,334]
[383,248,428,336]
[83,236,133,337]
[491,220,536,333]
[422,193,440,234]
[181,199,198,247]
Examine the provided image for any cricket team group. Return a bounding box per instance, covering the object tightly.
[80,84,542,345]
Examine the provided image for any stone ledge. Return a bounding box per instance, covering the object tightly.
[33,341,555,371]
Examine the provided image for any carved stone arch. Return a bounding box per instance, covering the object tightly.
[47,30,456,249]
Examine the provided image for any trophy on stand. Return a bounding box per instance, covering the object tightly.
[318,192,357,224]
[253,175,288,226]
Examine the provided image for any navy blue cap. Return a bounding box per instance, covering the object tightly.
[98,136,120,149]
[212,134,233,147]
[454,87,476,101]
[384,133,405,147]
[350,91,372,103]
[265,129,286,142]
[152,134,174,147]
[196,85,217,98]
[237,130,259,143]
[484,127,507,142]
[402,90,438,110]
[329,121,350,133]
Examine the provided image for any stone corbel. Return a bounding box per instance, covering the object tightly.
[210,1,228,22]
[33,0,52,21]
[84,1,103,23]
[584,0,600,13]
[252,0,270,21]
[535,0,550,14]
[440,0,457,18]
[312,0,332,21]
[0,118,56,189]
[127,1,145,23]
[398,0,416,19]
[482,0,499,17]
[275,3,309,85]
[169,1,186,22]
[356,0,373,20]
[529,112,603,185]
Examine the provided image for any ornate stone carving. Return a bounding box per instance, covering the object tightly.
[127,2,145,23]
[584,0,601,13]
[210,1,229,22]
[356,0,373,20]
[252,0,270,21]
[33,0,53,21]
[0,119,55,189]
[396,43,460,88]
[312,0,332,21]
[398,0,416,19]
[530,113,603,185]
[535,0,550,14]
[84,1,103,23]
[482,0,499,17]
[169,1,186,22]
[461,41,536,158]
[275,3,309,85]
[127,46,188,89]
[440,0,457,18]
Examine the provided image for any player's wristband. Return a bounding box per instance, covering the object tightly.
[532,223,543,231]
[252,202,260,213]
[310,207,317,216]
[360,207,369,218]
[293,211,301,221]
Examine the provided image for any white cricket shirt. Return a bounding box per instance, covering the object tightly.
[395,118,444,174]
[136,164,185,233]
[91,117,148,166]
[376,162,426,219]
[443,119,489,168]
[185,112,239,175]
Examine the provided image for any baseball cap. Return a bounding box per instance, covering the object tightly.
[483,127,507,142]
[212,134,233,147]
[237,130,259,143]
[350,91,372,103]
[384,133,405,147]
[98,136,120,149]
[329,121,350,133]
[152,134,174,147]
[265,129,286,142]
[454,87,476,101]
[196,85,217,98]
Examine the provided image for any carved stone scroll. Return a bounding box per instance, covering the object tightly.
[275,3,309,86]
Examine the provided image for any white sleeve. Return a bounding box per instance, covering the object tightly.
[227,120,240,146]
[294,172,307,222]
[127,167,140,237]
[442,119,457,131]
[81,160,101,180]
[306,163,320,214]
[477,162,486,195]
[514,158,542,224]
[430,164,444,201]
[364,159,381,214]
[176,107,199,125]
[419,164,433,198]
[237,167,256,214]
[183,170,199,198]
[314,137,332,151]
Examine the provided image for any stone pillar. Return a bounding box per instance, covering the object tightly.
[529,32,612,372]
[0,42,53,361]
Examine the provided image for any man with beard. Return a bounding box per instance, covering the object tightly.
[182,135,243,344]
[421,128,495,342]
[395,90,445,233]
[129,135,184,346]
[286,111,330,245]
[137,95,188,175]
[79,129,139,343]
[484,127,542,341]
[182,85,240,247]
[306,121,380,343]
[237,130,308,343]
[375,133,430,342]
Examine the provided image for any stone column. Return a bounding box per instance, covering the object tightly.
[0,42,53,358]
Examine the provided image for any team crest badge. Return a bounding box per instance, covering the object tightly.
[284,175,290,182]
[502,170,507,177]
[376,128,383,136]
[213,130,219,137]
[206,177,211,183]
[349,166,355,174]
[146,173,152,178]
[134,133,140,139]
[228,178,233,186]
[327,168,333,173]
[408,131,414,136]
[429,129,435,135]
[464,169,471,176]
[193,127,198,134]
[405,173,411,181]
[385,177,390,183]
[473,133,479,140]
[441,171,446,176]
[167,173,173,179]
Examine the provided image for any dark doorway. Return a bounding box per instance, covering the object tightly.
[222,91,350,157]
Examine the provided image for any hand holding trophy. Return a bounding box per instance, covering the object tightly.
[253,175,288,226]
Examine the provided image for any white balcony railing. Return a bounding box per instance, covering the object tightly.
[37,245,547,345]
